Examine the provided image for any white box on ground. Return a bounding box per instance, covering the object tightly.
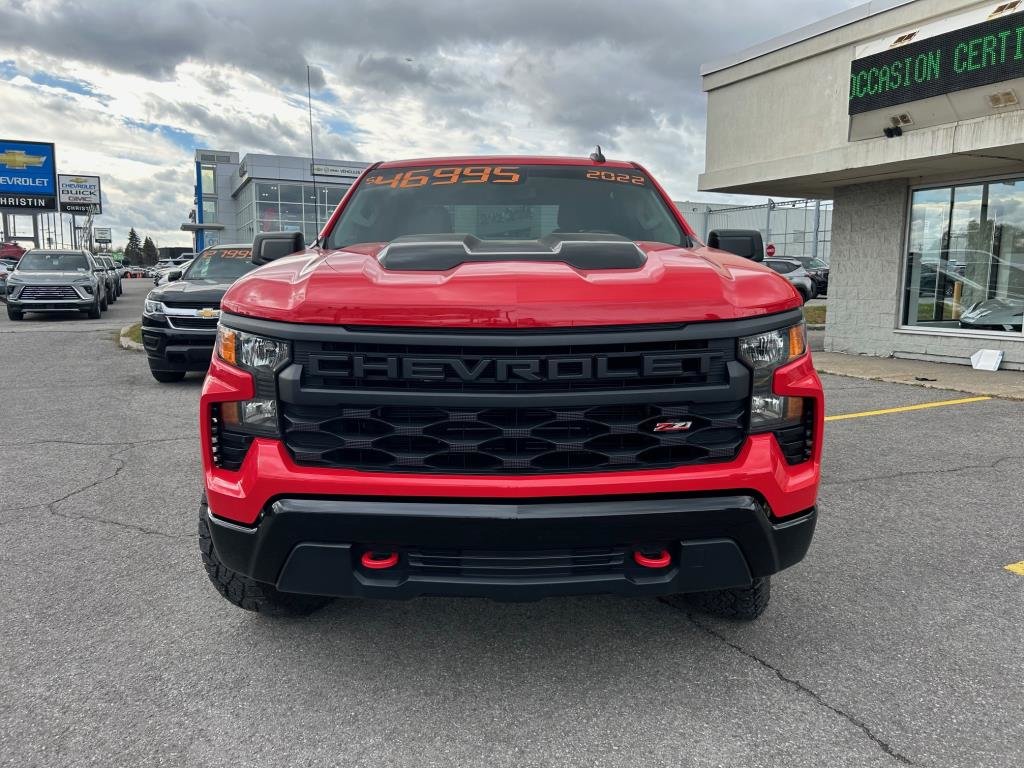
[970,349,1003,372]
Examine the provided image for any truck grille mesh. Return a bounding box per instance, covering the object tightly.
[282,400,746,474]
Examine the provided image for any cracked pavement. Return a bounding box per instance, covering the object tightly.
[1,281,1023,767]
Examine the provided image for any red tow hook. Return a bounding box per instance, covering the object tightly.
[633,549,671,569]
[360,551,400,570]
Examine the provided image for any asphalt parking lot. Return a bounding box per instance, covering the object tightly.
[1,280,1022,768]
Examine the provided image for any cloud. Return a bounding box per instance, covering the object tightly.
[0,0,856,245]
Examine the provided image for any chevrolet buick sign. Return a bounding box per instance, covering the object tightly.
[0,139,57,211]
[58,174,102,215]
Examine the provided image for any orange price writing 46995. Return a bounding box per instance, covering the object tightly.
[364,166,521,188]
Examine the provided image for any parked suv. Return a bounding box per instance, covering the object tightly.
[91,255,118,304]
[5,249,107,320]
[142,244,257,382]
[764,258,816,302]
[99,255,122,299]
[198,156,823,620]
[789,256,829,297]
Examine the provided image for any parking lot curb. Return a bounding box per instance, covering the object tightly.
[119,324,144,351]
[813,352,1024,400]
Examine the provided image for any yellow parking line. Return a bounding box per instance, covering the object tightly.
[1005,562,1024,576]
[824,396,992,422]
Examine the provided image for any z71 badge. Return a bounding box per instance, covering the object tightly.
[652,421,694,433]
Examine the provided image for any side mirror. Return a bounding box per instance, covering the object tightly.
[252,231,305,266]
[707,229,764,262]
[168,270,183,282]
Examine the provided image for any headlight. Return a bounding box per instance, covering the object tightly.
[739,325,805,370]
[220,399,279,434]
[216,325,290,372]
[738,323,807,432]
[143,298,165,316]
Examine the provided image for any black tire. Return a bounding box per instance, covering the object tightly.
[86,298,101,319]
[109,285,117,303]
[198,499,332,616]
[149,368,186,383]
[665,577,771,621]
[100,293,108,311]
[7,307,22,321]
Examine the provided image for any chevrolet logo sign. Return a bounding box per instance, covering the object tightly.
[197,308,220,319]
[0,150,47,170]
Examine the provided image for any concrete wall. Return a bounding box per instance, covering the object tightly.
[700,0,1024,197]
[825,179,1024,369]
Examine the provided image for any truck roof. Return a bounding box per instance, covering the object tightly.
[376,155,639,170]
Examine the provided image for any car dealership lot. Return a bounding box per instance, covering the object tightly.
[1,282,1022,768]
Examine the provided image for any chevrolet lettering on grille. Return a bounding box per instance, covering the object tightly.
[307,352,716,383]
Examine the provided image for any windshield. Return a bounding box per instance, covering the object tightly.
[17,252,90,272]
[328,164,687,249]
[183,247,255,281]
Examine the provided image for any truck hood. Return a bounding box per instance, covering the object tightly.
[9,270,93,283]
[220,242,802,328]
[151,279,234,305]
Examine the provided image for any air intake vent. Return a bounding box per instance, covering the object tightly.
[775,402,815,465]
[378,233,647,272]
[210,405,253,471]
[889,113,914,127]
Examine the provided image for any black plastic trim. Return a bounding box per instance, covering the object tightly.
[207,495,816,601]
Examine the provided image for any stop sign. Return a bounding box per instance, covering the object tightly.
[766,243,776,257]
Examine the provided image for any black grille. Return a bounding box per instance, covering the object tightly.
[168,316,219,330]
[19,285,79,300]
[775,403,815,465]
[210,406,253,471]
[282,400,746,473]
[293,336,734,393]
[405,547,627,578]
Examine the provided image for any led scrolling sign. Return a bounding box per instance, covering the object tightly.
[849,10,1024,115]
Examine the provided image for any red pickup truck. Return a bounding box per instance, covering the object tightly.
[198,155,823,620]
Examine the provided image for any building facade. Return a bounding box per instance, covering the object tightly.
[182,150,368,251]
[702,0,1024,369]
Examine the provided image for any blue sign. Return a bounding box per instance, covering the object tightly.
[0,140,57,211]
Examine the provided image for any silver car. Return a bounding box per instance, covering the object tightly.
[763,258,817,303]
[5,249,108,320]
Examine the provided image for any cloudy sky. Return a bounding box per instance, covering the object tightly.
[0,0,856,247]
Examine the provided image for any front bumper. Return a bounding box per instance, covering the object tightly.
[8,294,94,312]
[141,318,216,372]
[208,495,816,600]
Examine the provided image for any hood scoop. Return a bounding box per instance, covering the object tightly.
[377,233,647,272]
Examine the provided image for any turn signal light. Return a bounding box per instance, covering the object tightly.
[216,326,237,366]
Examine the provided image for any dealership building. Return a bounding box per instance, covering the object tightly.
[181,150,368,251]
[702,0,1024,369]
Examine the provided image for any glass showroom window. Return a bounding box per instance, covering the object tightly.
[903,178,1024,335]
